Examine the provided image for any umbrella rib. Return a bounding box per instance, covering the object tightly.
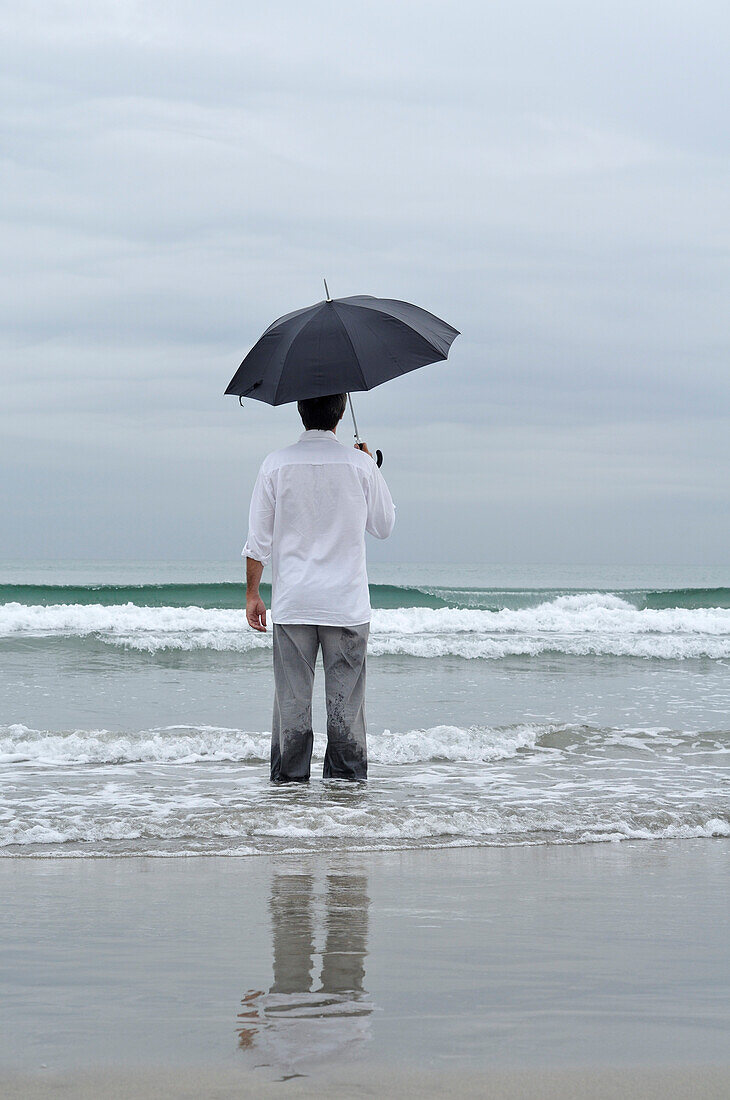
[338,303,444,383]
[226,305,319,398]
[330,304,369,392]
[270,305,329,405]
[346,302,458,358]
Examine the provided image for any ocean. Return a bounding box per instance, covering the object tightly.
[1,561,728,858]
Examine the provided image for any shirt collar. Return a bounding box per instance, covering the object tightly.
[298,429,341,443]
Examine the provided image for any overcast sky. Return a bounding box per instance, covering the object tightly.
[1,0,728,565]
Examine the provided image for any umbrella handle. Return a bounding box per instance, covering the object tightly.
[356,442,383,467]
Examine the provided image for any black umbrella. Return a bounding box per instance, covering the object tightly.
[225,282,459,465]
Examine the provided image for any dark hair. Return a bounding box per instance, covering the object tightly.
[297,393,347,431]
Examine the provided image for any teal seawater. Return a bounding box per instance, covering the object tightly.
[0,582,728,611]
[1,567,728,857]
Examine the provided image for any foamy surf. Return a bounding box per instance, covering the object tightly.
[1,593,729,658]
[0,721,548,766]
[2,805,727,857]
[1,719,727,857]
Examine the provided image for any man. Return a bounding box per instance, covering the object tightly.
[243,392,395,783]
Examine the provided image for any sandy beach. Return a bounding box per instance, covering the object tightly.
[2,840,728,1098]
[3,1065,729,1099]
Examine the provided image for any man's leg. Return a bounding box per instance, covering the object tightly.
[319,623,369,781]
[319,874,369,994]
[271,623,319,783]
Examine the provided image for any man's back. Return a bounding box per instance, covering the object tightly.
[243,428,395,626]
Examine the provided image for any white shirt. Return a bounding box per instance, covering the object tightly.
[242,429,395,626]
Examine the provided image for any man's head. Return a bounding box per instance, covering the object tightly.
[297,393,347,432]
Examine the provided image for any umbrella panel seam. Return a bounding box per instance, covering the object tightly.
[271,304,330,406]
[330,304,370,394]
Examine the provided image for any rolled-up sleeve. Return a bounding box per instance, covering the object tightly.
[364,465,396,540]
[241,466,275,565]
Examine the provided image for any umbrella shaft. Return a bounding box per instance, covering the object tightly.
[347,393,361,445]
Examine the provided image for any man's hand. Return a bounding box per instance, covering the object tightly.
[246,593,267,632]
[245,558,267,631]
[356,441,373,457]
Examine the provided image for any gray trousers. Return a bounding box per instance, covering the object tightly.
[271,623,369,783]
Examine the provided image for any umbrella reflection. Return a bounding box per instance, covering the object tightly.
[237,872,373,1072]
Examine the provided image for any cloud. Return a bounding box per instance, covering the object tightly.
[1,0,728,561]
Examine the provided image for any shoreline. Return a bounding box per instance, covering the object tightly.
[3,831,729,860]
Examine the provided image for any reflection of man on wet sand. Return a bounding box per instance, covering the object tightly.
[237,872,372,1073]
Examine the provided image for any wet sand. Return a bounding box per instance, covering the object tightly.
[1,841,728,1097]
[3,1065,730,1099]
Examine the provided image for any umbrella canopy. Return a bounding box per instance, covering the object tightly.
[225,292,459,405]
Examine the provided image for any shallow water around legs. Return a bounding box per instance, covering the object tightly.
[1,564,728,857]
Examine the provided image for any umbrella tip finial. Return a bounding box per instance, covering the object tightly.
[323,277,332,302]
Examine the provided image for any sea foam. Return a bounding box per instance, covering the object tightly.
[0,593,728,659]
[3,719,727,856]
[0,722,548,767]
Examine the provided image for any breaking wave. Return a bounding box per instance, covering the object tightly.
[1,582,728,611]
[0,721,547,767]
[0,593,728,659]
